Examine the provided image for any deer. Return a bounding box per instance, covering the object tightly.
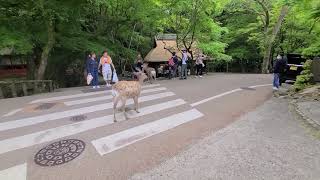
[112,71,148,122]
[142,63,156,84]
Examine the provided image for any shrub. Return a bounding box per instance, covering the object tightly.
[293,60,314,91]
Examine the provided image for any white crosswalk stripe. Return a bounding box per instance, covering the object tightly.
[64,87,167,106]
[0,99,186,155]
[0,92,175,132]
[92,109,203,156]
[0,84,204,170]
[29,84,161,104]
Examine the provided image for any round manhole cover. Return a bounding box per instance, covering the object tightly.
[34,139,85,167]
[35,103,57,110]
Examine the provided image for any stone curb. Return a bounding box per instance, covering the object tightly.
[291,100,320,130]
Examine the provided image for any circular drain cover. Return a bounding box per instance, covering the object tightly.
[34,139,85,167]
[35,103,57,110]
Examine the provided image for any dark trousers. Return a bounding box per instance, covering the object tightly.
[90,70,99,86]
[169,65,177,79]
[196,64,203,76]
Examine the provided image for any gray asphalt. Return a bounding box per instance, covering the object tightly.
[0,73,277,179]
[131,98,320,180]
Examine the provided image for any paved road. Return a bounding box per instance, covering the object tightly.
[131,98,320,180]
[0,74,272,180]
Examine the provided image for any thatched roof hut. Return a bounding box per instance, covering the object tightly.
[144,34,202,63]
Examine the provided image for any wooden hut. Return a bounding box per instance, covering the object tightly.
[144,34,204,76]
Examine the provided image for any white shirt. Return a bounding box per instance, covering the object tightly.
[182,53,188,65]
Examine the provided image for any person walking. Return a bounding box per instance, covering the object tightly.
[99,50,115,87]
[273,54,287,90]
[86,52,100,89]
[168,54,175,79]
[195,54,205,78]
[180,49,188,80]
[132,55,143,79]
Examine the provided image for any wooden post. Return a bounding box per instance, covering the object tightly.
[49,81,53,92]
[22,83,28,96]
[0,86,3,99]
[41,82,46,92]
[10,83,17,97]
[33,82,38,94]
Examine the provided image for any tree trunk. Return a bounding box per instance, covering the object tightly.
[261,5,289,73]
[36,18,55,80]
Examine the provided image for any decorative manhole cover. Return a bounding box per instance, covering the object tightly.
[34,139,86,167]
[35,103,57,110]
[240,87,256,91]
[70,115,87,122]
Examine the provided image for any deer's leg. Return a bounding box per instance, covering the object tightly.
[120,97,128,120]
[133,96,140,113]
[113,96,120,122]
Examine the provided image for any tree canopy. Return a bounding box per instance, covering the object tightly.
[0,0,319,85]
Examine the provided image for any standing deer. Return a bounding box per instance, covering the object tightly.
[112,71,148,122]
[142,63,156,84]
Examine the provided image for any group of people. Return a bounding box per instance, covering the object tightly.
[86,50,117,89]
[165,48,206,80]
[86,49,207,88]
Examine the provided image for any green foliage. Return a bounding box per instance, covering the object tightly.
[293,60,314,91]
[1,0,319,85]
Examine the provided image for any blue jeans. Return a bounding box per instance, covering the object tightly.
[90,70,99,86]
[273,73,280,88]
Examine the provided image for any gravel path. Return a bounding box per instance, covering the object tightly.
[130,99,320,180]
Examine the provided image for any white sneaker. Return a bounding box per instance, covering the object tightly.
[199,76,203,78]
[272,87,279,90]
[92,86,96,89]
[96,86,100,88]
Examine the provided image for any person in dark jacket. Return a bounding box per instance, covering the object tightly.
[273,54,287,90]
[86,52,100,89]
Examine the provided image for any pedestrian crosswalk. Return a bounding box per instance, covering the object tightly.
[0,83,204,171]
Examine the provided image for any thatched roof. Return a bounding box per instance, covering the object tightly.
[144,34,203,63]
[144,40,179,62]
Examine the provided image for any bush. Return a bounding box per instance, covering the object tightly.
[293,60,314,91]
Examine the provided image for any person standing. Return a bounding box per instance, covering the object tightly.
[132,54,143,79]
[273,54,287,90]
[99,50,115,87]
[195,54,205,78]
[86,52,100,89]
[180,49,188,80]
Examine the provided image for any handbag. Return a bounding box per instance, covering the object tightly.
[112,71,119,83]
[87,73,93,85]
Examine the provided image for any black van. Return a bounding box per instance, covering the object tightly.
[281,54,306,83]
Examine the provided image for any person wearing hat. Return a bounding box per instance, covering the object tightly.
[180,49,189,80]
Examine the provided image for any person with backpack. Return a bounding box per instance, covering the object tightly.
[168,52,179,79]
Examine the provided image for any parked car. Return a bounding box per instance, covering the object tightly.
[281,54,306,83]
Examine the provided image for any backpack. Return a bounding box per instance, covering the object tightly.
[168,57,175,66]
